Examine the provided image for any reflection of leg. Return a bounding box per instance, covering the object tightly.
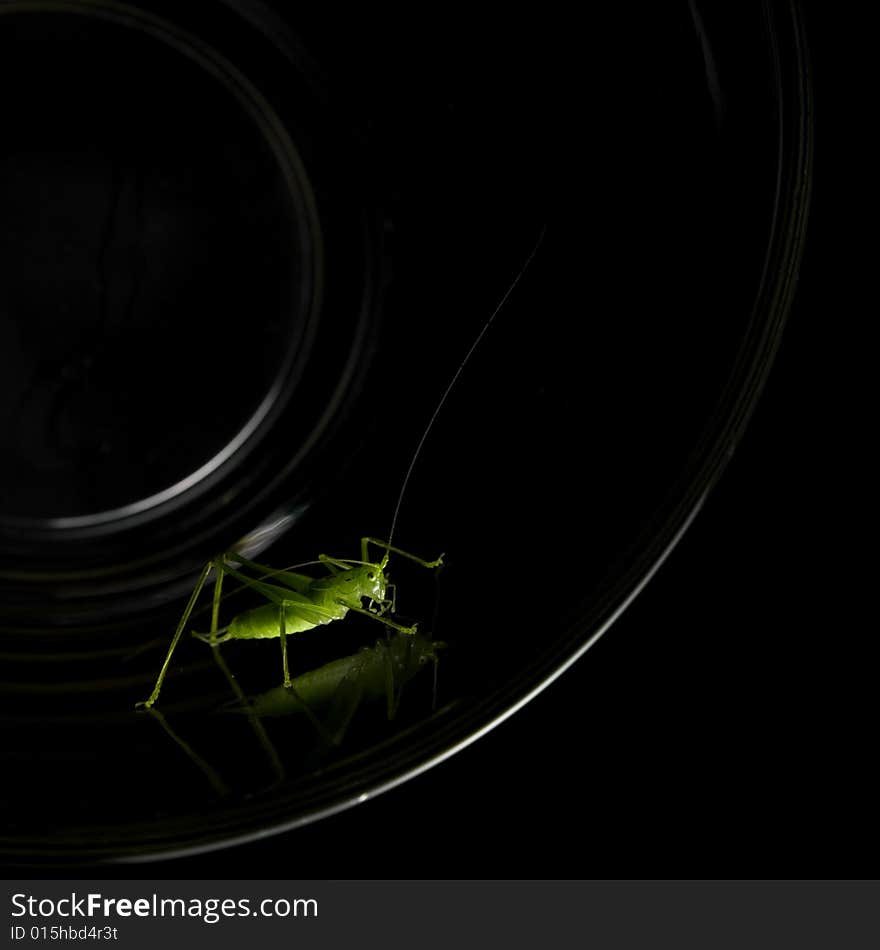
[381,639,400,721]
[138,560,213,708]
[323,658,368,746]
[143,706,228,796]
[271,603,336,744]
[279,604,291,688]
[211,647,285,785]
[431,643,446,712]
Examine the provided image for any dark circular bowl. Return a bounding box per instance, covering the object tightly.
[0,0,811,863]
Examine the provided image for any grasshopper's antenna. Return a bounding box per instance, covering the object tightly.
[386,225,548,548]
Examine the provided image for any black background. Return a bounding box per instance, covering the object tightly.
[3,2,872,880]
[129,3,873,879]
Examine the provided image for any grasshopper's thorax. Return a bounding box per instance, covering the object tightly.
[313,563,388,610]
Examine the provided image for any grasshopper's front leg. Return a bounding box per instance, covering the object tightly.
[361,538,444,570]
[345,603,418,635]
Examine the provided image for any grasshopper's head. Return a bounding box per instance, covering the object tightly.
[327,561,388,609]
[360,561,387,604]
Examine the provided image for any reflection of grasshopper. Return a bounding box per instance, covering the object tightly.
[138,539,443,710]
[145,631,444,794]
[233,629,444,743]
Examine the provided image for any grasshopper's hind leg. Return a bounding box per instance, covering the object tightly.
[191,560,234,647]
[190,565,287,784]
[138,560,214,709]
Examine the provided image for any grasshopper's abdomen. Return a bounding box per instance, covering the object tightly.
[227,601,342,640]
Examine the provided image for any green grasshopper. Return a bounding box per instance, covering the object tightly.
[138,225,545,713]
[138,539,442,709]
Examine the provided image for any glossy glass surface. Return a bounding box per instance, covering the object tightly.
[0,0,811,862]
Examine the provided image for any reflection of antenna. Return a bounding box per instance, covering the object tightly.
[386,225,548,548]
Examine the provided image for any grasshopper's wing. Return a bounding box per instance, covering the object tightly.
[272,570,313,594]
[221,564,315,607]
[224,554,313,594]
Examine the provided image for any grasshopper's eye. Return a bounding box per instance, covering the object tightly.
[367,572,375,581]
